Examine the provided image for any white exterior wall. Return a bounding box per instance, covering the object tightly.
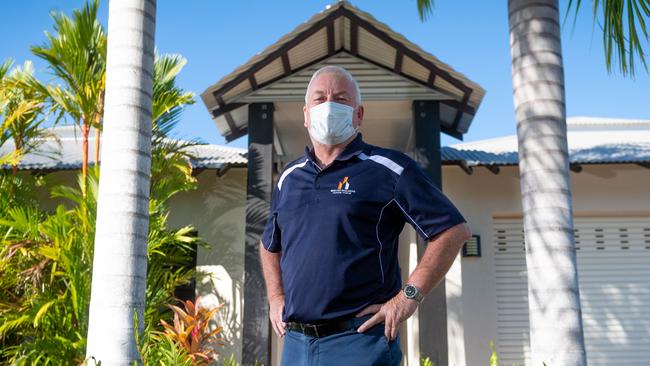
[30,161,648,365]
[167,167,247,365]
[441,163,650,366]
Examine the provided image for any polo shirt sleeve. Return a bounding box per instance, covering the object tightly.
[394,159,466,241]
[261,183,282,252]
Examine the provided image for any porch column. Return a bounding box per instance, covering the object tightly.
[243,102,274,366]
[413,100,447,366]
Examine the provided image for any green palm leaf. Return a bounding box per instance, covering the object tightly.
[414,0,649,76]
[568,0,649,76]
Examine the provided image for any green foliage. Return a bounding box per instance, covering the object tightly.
[222,355,238,366]
[414,0,649,77]
[489,340,499,366]
[218,355,263,366]
[487,340,551,366]
[1,3,200,359]
[135,298,226,366]
[136,320,195,366]
[158,298,224,365]
[567,0,649,76]
[0,172,94,364]
[420,356,435,366]
[0,60,56,168]
[416,0,434,22]
[31,0,106,127]
[0,154,201,364]
[152,53,196,134]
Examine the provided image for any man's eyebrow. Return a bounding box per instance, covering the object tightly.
[333,91,350,98]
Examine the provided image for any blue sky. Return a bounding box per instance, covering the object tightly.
[2,1,648,149]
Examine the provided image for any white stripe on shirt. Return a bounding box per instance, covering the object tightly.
[358,153,405,175]
[277,159,309,190]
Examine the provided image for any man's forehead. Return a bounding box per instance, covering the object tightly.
[310,89,351,96]
[309,72,354,92]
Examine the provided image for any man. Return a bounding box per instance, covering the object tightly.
[260,65,471,366]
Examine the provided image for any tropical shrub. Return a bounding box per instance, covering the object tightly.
[0,1,211,364]
[0,171,95,365]
[0,159,202,364]
[1,35,202,366]
[159,297,223,364]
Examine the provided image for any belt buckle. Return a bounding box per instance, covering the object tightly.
[301,323,320,338]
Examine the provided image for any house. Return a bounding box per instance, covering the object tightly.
[10,115,649,366]
[194,0,650,364]
[177,115,649,366]
[441,116,650,366]
[199,1,485,365]
[4,1,648,364]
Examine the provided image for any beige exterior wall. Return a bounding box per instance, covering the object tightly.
[30,161,648,366]
[166,167,248,365]
[441,163,650,366]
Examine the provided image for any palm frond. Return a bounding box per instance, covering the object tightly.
[416,0,435,22]
[0,61,55,168]
[567,0,649,76]
[0,58,13,80]
[30,0,106,124]
[152,53,195,137]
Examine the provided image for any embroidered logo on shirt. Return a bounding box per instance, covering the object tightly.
[331,176,355,195]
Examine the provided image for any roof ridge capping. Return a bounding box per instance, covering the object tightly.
[568,116,650,130]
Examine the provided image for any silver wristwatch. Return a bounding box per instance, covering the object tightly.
[403,284,424,303]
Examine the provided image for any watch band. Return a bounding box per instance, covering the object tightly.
[403,284,424,302]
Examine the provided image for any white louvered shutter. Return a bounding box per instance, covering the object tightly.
[494,217,650,366]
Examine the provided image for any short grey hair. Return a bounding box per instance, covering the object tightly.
[304,65,362,106]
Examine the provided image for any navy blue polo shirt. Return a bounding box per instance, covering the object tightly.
[261,133,465,323]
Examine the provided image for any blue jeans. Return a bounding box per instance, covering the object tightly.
[280,315,402,366]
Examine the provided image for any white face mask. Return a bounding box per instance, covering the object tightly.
[307,101,358,146]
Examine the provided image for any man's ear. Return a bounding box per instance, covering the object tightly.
[354,105,364,129]
[303,104,309,129]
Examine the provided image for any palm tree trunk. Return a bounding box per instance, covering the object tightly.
[95,92,104,167]
[94,126,100,167]
[507,1,587,365]
[85,0,156,364]
[81,120,89,195]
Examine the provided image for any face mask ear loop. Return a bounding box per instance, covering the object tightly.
[352,104,360,131]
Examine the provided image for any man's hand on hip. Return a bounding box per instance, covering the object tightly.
[355,292,418,341]
[269,294,286,337]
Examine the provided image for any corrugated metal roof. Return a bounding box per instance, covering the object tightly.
[0,125,247,171]
[441,144,650,166]
[446,117,650,167]
[5,118,647,172]
[184,144,247,169]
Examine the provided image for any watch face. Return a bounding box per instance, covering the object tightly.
[405,285,416,297]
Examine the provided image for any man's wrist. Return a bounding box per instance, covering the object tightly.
[268,293,285,302]
[402,283,424,303]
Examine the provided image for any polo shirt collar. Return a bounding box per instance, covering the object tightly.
[305,132,367,163]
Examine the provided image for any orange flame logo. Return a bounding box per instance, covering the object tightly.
[337,176,349,190]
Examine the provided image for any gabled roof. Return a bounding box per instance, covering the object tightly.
[0,125,247,171]
[443,117,650,168]
[201,1,485,141]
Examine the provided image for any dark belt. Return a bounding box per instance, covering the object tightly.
[287,317,359,338]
